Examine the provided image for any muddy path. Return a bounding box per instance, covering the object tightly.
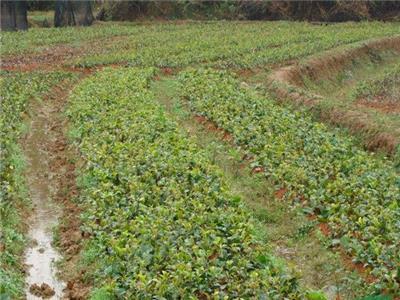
[21,79,83,299]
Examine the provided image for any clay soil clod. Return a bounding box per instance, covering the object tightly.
[29,283,55,299]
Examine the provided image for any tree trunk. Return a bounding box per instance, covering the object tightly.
[1,1,28,31]
[54,0,93,27]
[15,1,28,30]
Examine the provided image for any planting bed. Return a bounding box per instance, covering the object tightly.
[66,67,306,298]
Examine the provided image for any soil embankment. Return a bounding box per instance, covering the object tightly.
[269,35,400,156]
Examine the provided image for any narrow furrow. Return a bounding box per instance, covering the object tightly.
[21,76,86,300]
[1,71,78,299]
[23,82,66,299]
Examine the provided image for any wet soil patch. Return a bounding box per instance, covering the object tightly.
[22,81,69,298]
[22,75,92,299]
[42,78,93,299]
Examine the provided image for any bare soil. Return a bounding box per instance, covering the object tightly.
[29,283,56,299]
[14,67,91,298]
[1,45,84,70]
[0,35,129,72]
[356,98,400,114]
[22,81,69,299]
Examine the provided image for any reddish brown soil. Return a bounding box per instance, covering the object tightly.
[357,98,400,114]
[340,250,376,285]
[1,45,84,70]
[235,68,256,79]
[193,115,233,142]
[161,67,174,75]
[1,35,128,72]
[29,283,55,298]
[251,166,265,174]
[42,78,93,299]
[318,223,331,236]
[274,187,287,199]
[64,279,91,300]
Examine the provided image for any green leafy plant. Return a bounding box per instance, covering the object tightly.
[67,67,307,298]
[178,68,400,294]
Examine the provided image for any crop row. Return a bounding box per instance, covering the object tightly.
[178,69,400,294]
[0,23,136,56]
[66,67,310,299]
[0,71,70,298]
[71,21,400,68]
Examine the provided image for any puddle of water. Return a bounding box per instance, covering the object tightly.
[23,102,65,299]
[25,220,65,299]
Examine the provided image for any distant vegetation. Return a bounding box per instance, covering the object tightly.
[96,1,400,22]
[4,0,400,32]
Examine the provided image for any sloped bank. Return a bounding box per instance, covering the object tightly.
[268,35,400,160]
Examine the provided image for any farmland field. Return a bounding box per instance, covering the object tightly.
[1,20,399,300]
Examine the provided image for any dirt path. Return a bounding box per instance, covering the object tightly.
[21,80,79,299]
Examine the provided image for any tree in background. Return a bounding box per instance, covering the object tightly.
[1,1,28,31]
[54,0,93,27]
[27,0,55,11]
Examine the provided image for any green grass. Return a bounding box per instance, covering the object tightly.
[352,62,400,102]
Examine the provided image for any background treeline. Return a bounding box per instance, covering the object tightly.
[2,0,400,32]
[93,0,400,22]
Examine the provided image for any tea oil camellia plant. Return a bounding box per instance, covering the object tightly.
[67,67,311,298]
[68,22,400,68]
[178,68,400,294]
